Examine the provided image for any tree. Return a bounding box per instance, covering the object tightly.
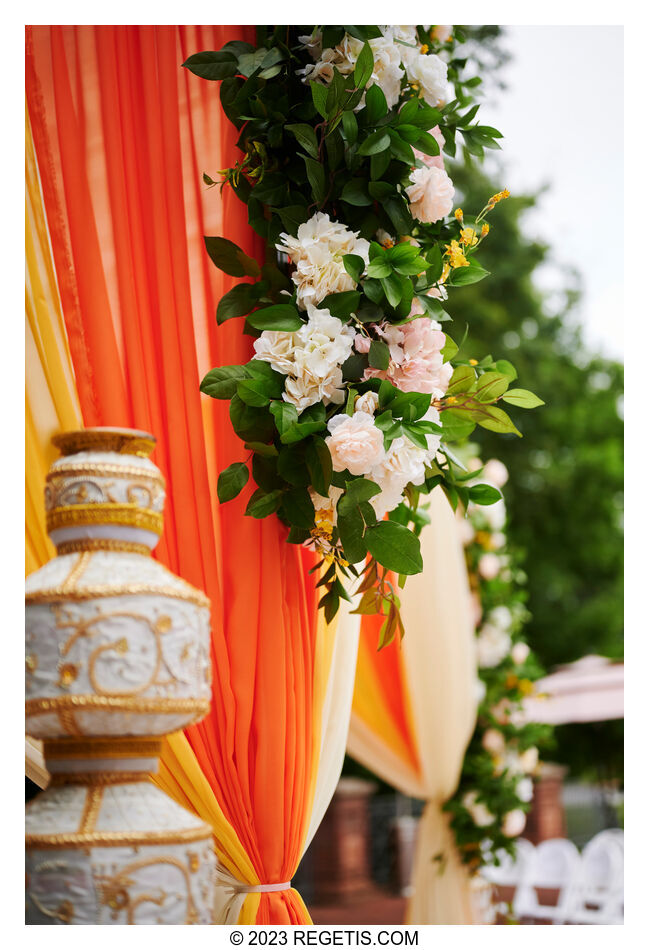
[445,161,623,779]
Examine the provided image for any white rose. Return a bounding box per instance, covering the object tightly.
[294,306,355,377]
[253,330,296,375]
[405,165,455,224]
[483,458,509,488]
[405,51,449,106]
[476,623,511,669]
[277,212,370,310]
[502,809,527,838]
[516,777,534,803]
[326,411,386,476]
[284,366,346,412]
[462,791,495,828]
[478,553,502,580]
[511,642,530,665]
[490,606,513,632]
[354,391,379,415]
[518,747,539,774]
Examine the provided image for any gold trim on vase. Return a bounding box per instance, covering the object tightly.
[26,827,213,851]
[55,539,152,557]
[48,462,165,487]
[46,503,163,536]
[26,694,210,718]
[48,771,155,787]
[52,429,156,459]
[78,786,104,833]
[43,736,164,759]
[25,583,210,608]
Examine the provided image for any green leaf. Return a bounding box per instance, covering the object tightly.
[357,130,391,156]
[303,157,326,204]
[341,109,358,145]
[502,389,545,408]
[270,400,299,435]
[474,405,522,437]
[245,488,284,518]
[182,51,237,81]
[217,283,259,324]
[317,291,361,320]
[384,196,414,235]
[364,83,388,123]
[441,409,476,442]
[494,359,518,382]
[369,339,390,370]
[415,130,441,156]
[337,507,367,564]
[277,205,309,233]
[447,366,476,395]
[365,521,423,575]
[343,254,366,283]
[246,304,303,331]
[229,394,276,442]
[401,424,429,450]
[370,149,391,179]
[387,129,415,165]
[280,486,316,529]
[244,441,278,458]
[204,236,260,278]
[201,364,249,399]
[236,378,273,407]
[381,273,403,308]
[367,259,392,278]
[341,178,372,206]
[475,371,510,403]
[468,483,503,506]
[353,42,374,90]
[440,335,458,361]
[286,123,319,158]
[217,462,249,503]
[311,81,329,118]
[338,478,381,517]
[388,391,431,421]
[448,260,490,286]
[306,437,333,496]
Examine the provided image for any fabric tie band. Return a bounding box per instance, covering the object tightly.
[242,882,291,893]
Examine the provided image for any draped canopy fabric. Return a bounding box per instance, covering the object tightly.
[25,24,360,924]
[348,488,479,924]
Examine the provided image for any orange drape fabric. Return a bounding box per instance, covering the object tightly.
[26,25,320,923]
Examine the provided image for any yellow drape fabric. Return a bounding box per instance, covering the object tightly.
[348,488,479,923]
[25,105,82,575]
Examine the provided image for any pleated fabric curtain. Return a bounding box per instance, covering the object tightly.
[25,24,360,924]
[348,488,479,924]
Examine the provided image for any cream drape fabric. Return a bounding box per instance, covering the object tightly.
[347,487,478,923]
[305,600,361,849]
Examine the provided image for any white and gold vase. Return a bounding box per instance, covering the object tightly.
[26,428,216,925]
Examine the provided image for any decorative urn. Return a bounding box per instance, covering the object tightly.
[25,428,216,924]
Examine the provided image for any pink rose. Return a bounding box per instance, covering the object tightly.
[364,318,452,398]
[413,125,445,170]
[326,411,386,476]
[354,333,371,354]
[405,165,454,224]
[482,728,506,756]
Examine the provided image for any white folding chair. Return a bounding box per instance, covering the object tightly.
[482,838,535,888]
[566,834,624,924]
[513,838,581,924]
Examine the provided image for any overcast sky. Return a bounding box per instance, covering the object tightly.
[477,25,623,362]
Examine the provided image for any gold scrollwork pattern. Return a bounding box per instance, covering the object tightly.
[56,539,152,557]
[95,855,201,924]
[45,474,165,513]
[46,602,203,698]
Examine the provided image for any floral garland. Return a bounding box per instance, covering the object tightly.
[443,456,552,872]
[186,26,543,641]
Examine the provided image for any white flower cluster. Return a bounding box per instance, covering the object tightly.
[476,605,513,668]
[253,304,355,412]
[298,26,450,111]
[325,391,442,521]
[276,212,369,311]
